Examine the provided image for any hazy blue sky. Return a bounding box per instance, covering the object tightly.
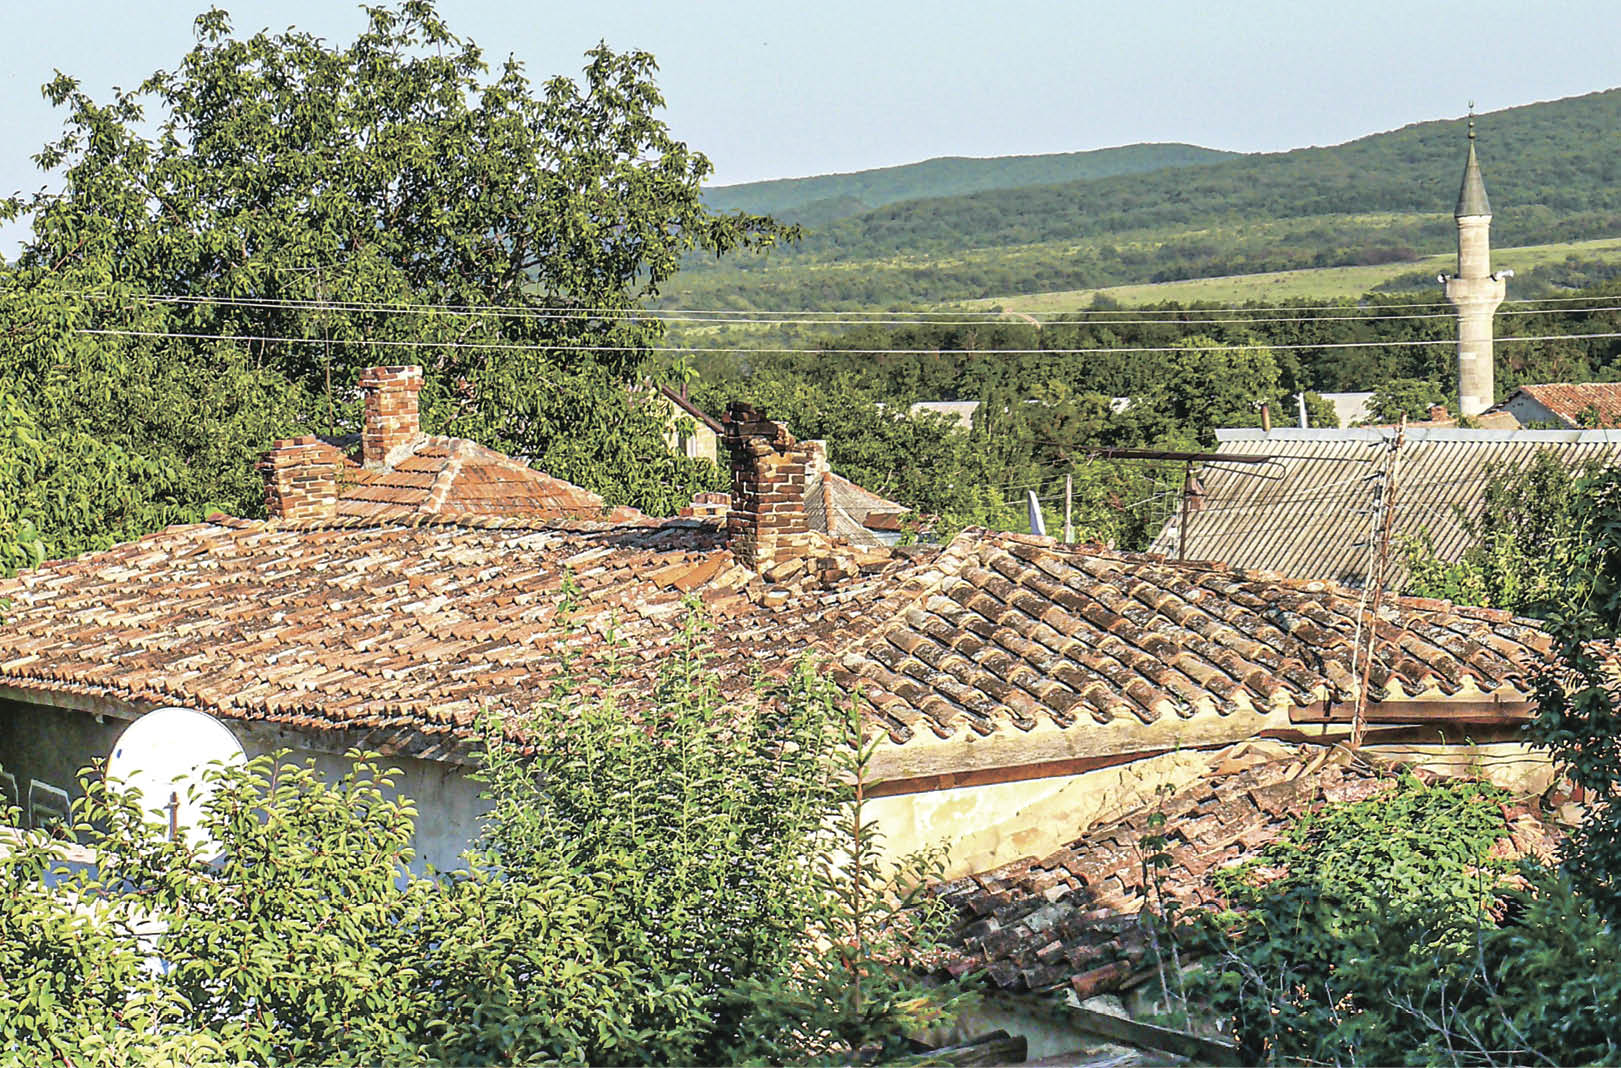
[2,0,1617,252]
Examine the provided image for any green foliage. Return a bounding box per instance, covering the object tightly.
[728,698,977,1065]
[476,597,973,1064]
[1366,376,1447,422]
[699,333,1285,549]
[1405,450,1598,615]
[0,384,47,574]
[673,89,1621,309]
[1,751,623,1065]
[0,609,973,1064]
[1528,465,1621,924]
[704,143,1237,224]
[1190,773,1555,1065]
[0,1,775,561]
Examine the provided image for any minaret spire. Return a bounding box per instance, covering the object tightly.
[1442,106,1507,417]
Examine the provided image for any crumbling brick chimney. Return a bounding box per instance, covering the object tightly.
[723,402,817,575]
[679,491,732,519]
[358,365,424,468]
[258,437,343,521]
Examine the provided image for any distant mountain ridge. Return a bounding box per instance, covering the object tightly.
[670,89,1621,311]
[703,143,1237,226]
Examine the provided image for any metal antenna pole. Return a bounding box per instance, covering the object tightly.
[1063,473,1074,544]
[1178,462,1197,561]
[1351,418,1407,748]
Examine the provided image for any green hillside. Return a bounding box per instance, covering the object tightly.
[670,89,1621,311]
[702,143,1237,225]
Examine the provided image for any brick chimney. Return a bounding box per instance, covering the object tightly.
[358,365,424,468]
[679,491,732,519]
[258,436,342,521]
[723,402,816,574]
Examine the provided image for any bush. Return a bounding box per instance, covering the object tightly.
[0,600,972,1064]
[1189,772,1621,1065]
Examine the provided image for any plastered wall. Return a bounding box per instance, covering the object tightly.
[0,700,488,872]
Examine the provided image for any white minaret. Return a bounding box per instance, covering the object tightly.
[1441,113,1507,417]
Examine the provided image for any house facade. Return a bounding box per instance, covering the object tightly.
[0,367,1559,878]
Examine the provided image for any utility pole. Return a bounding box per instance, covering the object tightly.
[1296,391,1309,429]
[1350,419,1407,748]
[1063,473,1073,544]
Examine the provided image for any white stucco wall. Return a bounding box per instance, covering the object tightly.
[0,700,489,873]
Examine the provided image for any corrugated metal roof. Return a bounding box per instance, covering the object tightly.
[1149,428,1621,590]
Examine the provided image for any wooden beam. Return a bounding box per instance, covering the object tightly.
[1265,723,1528,747]
[1291,698,1533,725]
[866,746,1182,798]
[867,706,1291,790]
[923,1030,1029,1066]
[1060,1003,1238,1065]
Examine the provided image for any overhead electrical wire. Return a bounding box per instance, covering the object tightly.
[72,327,1621,356]
[60,289,1621,327]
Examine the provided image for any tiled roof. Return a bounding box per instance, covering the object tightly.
[935,745,1559,998]
[1151,428,1621,590]
[0,515,908,746]
[836,532,1548,749]
[332,435,643,522]
[1503,383,1621,428]
[0,525,1551,768]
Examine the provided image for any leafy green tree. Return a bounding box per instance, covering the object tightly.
[2,1,784,560]
[0,385,47,574]
[1528,466,1621,924]
[1366,377,1447,423]
[0,613,973,1064]
[1405,452,1599,614]
[1191,775,1621,1065]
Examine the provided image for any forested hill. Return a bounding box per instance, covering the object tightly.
[671,89,1621,309]
[703,143,1236,225]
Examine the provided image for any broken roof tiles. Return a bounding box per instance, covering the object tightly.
[0,522,1553,765]
[935,745,1560,998]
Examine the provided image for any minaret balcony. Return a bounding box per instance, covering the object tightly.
[1443,273,1507,308]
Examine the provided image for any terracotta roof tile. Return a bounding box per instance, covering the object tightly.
[0,526,1553,759]
[323,434,643,523]
[1509,382,1621,428]
[841,534,1547,743]
[935,746,1561,997]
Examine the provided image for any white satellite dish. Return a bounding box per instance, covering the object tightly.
[105,707,246,855]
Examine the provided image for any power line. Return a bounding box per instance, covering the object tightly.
[72,326,1621,356]
[63,289,1621,327]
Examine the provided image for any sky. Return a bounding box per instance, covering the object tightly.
[2,0,1618,254]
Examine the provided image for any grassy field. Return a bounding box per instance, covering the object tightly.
[956,235,1621,314]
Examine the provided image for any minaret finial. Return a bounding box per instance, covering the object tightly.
[1467,101,1476,140]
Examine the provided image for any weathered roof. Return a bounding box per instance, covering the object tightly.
[806,470,914,547]
[331,435,643,522]
[935,744,1558,998]
[1150,428,1621,590]
[838,532,1548,781]
[0,514,908,747]
[1456,138,1491,218]
[1498,382,1621,428]
[0,524,1551,772]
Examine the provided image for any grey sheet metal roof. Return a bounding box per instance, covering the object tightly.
[1148,428,1621,590]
